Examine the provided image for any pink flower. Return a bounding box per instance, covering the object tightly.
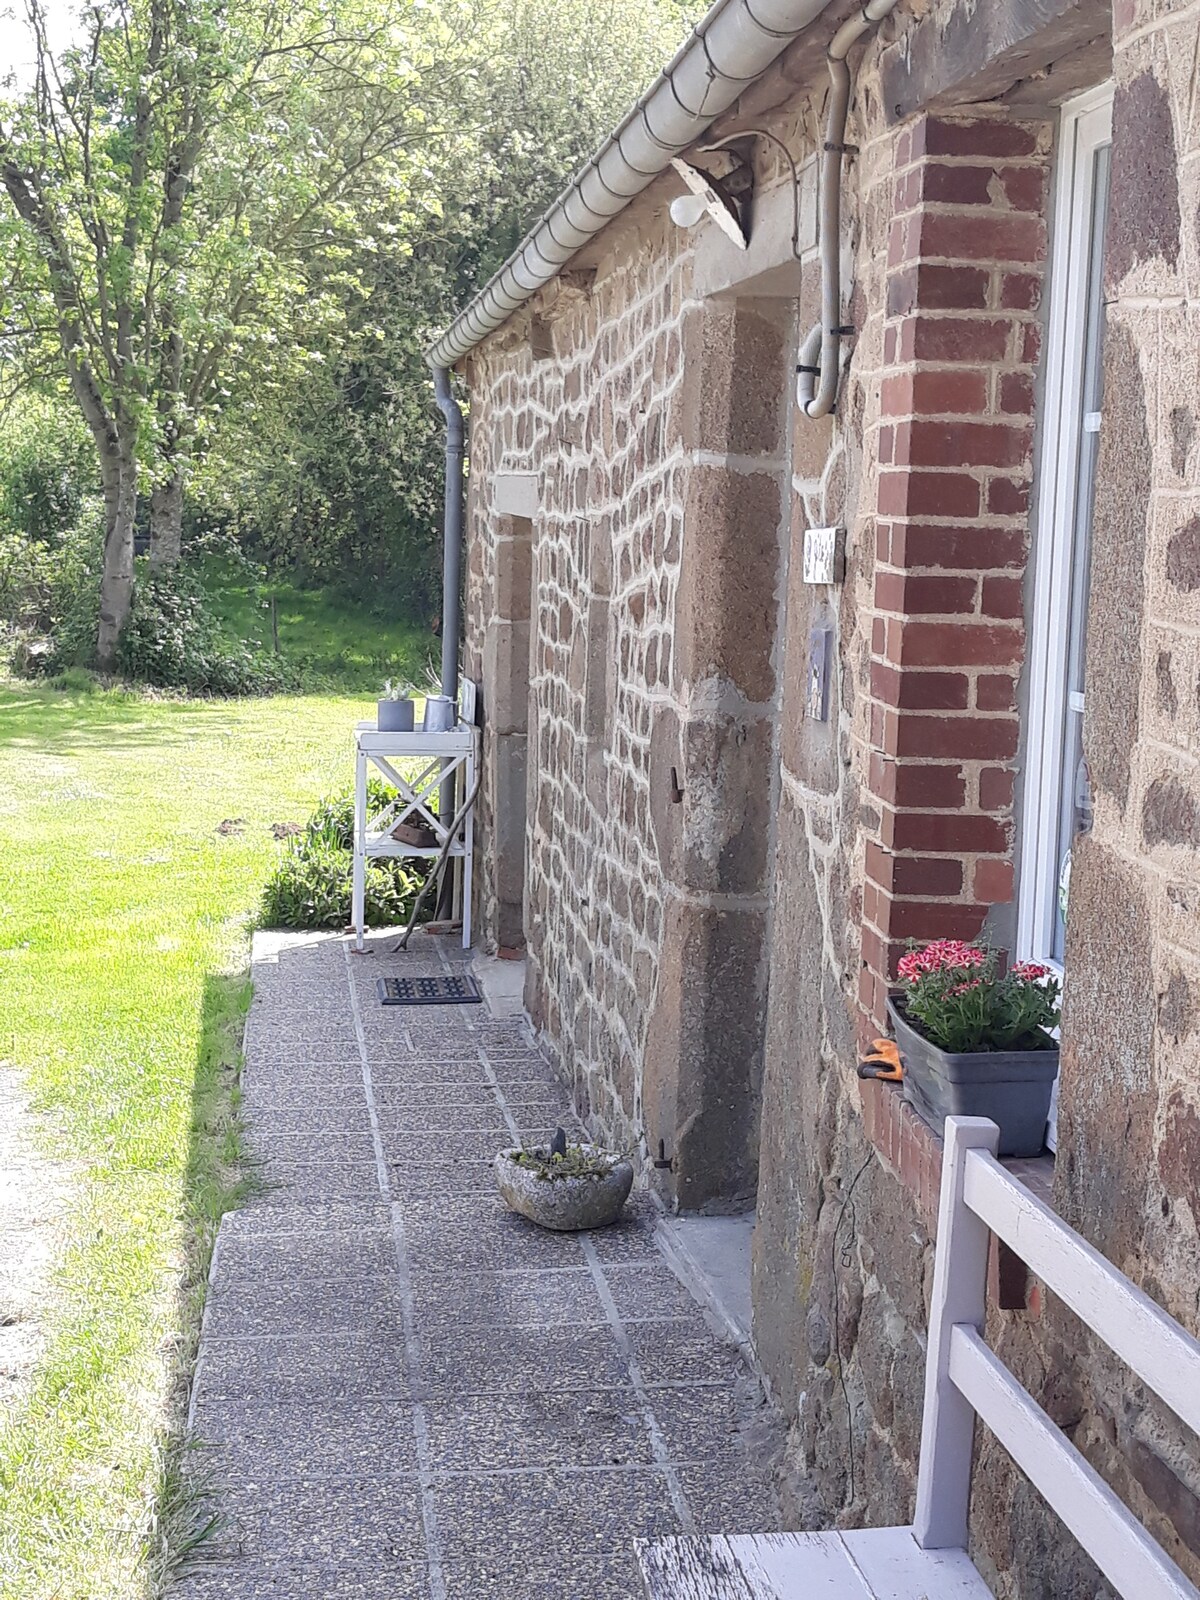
[897,940,985,982]
[949,977,983,996]
[1012,961,1051,982]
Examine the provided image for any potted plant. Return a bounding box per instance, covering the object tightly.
[377,680,416,733]
[889,941,1060,1158]
[494,1129,634,1231]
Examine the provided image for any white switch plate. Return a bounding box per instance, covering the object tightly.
[802,525,845,585]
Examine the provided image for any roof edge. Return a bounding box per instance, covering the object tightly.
[425,0,839,370]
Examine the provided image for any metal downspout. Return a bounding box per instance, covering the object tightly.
[433,365,465,919]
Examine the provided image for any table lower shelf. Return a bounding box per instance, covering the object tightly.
[363,839,468,858]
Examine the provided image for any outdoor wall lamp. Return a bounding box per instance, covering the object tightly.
[667,155,749,249]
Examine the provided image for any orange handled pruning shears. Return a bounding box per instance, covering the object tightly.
[857,1038,904,1082]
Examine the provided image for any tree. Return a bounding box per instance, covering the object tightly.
[0,0,477,663]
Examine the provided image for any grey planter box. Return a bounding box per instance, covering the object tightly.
[888,997,1058,1159]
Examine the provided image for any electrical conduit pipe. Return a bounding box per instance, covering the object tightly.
[796,0,901,418]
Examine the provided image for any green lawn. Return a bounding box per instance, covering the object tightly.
[0,679,381,1599]
[200,556,437,691]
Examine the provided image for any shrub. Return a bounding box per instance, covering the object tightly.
[115,564,299,695]
[895,941,1060,1054]
[259,782,429,931]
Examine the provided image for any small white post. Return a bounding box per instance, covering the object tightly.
[352,746,367,952]
[914,1115,1000,1550]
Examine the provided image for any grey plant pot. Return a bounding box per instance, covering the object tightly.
[888,997,1058,1159]
[494,1145,634,1231]
[377,698,415,733]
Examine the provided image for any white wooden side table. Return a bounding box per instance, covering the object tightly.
[351,692,479,951]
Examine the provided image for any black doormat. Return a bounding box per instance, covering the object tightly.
[376,974,483,1006]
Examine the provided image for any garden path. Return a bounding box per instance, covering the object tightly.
[174,930,781,1600]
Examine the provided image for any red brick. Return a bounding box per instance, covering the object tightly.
[900,315,1012,364]
[981,575,1025,617]
[883,810,1010,853]
[884,322,899,363]
[878,470,981,519]
[979,766,1015,811]
[887,900,990,940]
[879,423,895,465]
[887,262,990,317]
[887,713,1019,760]
[881,368,989,418]
[998,165,1047,212]
[917,211,1046,264]
[869,755,967,810]
[1000,271,1043,311]
[917,118,1041,160]
[897,420,1031,470]
[872,662,970,709]
[974,857,1015,903]
[871,615,887,654]
[895,620,1023,668]
[867,844,964,897]
[1021,322,1042,363]
[987,476,1030,516]
[875,571,977,614]
[921,163,996,205]
[976,673,1016,710]
[1000,372,1035,414]
[893,524,1026,571]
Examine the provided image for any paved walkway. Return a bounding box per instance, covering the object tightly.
[176,931,781,1600]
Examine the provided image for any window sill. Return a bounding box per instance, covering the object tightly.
[859,1078,1055,1312]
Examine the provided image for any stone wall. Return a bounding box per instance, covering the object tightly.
[459,0,1200,1588]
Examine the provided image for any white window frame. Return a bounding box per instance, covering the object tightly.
[1018,84,1113,1154]
[1018,82,1113,970]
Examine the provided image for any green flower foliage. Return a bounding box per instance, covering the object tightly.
[259,780,427,929]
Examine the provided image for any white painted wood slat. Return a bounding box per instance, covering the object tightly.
[962,1150,1200,1438]
[728,1532,872,1597]
[636,1535,758,1600]
[913,1117,1000,1550]
[948,1326,1200,1600]
[840,1527,993,1597]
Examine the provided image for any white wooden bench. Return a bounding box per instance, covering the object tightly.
[637,1116,1200,1600]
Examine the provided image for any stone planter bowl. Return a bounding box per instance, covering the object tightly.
[494,1144,634,1231]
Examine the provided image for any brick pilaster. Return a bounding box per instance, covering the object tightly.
[860,114,1052,1036]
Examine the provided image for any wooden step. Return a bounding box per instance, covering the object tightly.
[636,1527,994,1599]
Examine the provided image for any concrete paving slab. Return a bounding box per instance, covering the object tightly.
[411,1266,606,1329]
[244,1103,374,1137]
[423,1390,654,1471]
[204,1277,404,1341]
[250,1132,378,1166]
[430,1467,681,1558]
[386,1160,497,1194]
[189,1396,419,1481]
[194,1334,409,1402]
[171,1562,430,1600]
[676,1461,781,1533]
[417,1323,630,1396]
[254,1160,384,1201]
[603,1262,704,1324]
[205,1475,425,1564]
[626,1319,749,1389]
[174,930,783,1600]
[216,1201,392,1239]
[215,1232,397,1285]
[404,1216,588,1274]
[440,1552,645,1600]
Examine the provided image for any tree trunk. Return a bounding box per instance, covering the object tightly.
[96,449,137,668]
[149,471,183,569]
